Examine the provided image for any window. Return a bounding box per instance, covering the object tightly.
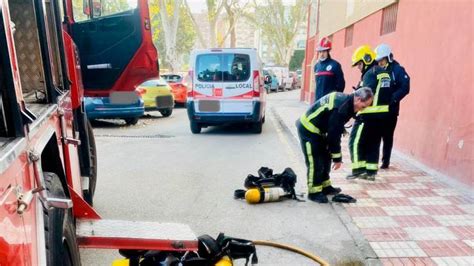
[344,25,354,47]
[196,54,251,82]
[73,0,138,22]
[381,3,398,35]
[161,75,183,83]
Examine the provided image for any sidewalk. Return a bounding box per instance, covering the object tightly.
[270,90,474,266]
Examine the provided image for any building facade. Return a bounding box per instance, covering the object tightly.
[302,0,473,185]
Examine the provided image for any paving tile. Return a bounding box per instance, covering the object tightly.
[463,240,474,249]
[352,216,399,228]
[423,182,449,189]
[401,189,439,197]
[382,176,417,183]
[432,215,474,226]
[364,183,396,190]
[367,190,405,198]
[338,183,364,191]
[382,206,428,216]
[361,227,408,241]
[404,227,458,240]
[409,196,452,206]
[370,241,427,258]
[375,198,413,207]
[352,198,378,207]
[457,205,474,214]
[380,257,435,266]
[342,190,371,199]
[448,226,474,239]
[346,206,387,217]
[433,188,460,197]
[431,256,474,265]
[377,171,408,177]
[422,205,467,215]
[417,240,472,257]
[392,183,428,190]
[446,196,474,205]
[411,176,436,182]
[393,215,441,228]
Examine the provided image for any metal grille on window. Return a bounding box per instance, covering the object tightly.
[381,3,398,35]
[345,25,354,47]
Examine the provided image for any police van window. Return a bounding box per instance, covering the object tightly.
[196,54,250,82]
[99,0,138,17]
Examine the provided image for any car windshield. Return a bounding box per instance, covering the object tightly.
[141,78,167,87]
[196,53,251,82]
[161,74,182,83]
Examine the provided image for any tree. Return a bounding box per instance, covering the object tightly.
[149,0,196,71]
[245,0,309,66]
[289,50,305,71]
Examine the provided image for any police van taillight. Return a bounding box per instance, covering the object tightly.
[253,70,260,98]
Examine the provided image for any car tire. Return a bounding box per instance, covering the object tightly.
[251,120,263,134]
[190,121,202,134]
[160,108,173,117]
[83,121,97,206]
[43,172,81,266]
[125,117,139,125]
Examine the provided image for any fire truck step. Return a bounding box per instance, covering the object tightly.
[76,219,198,251]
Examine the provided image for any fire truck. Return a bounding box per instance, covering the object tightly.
[0,0,196,265]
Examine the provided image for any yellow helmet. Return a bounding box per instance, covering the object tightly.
[351,45,376,66]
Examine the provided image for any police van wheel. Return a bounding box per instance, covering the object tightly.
[190,121,202,134]
[251,120,263,134]
[43,172,81,266]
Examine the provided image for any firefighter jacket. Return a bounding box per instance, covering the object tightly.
[356,62,378,88]
[298,92,355,163]
[314,57,345,101]
[359,60,410,116]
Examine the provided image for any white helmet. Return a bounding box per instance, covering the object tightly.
[374,43,393,62]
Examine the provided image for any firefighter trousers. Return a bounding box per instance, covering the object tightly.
[297,129,332,194]
[382,115,398,167]
[349,118,367,175]
[364,115,397,175]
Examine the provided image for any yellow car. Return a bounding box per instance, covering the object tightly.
[137,78,175,117]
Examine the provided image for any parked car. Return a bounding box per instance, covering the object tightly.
[85,91,145,125]
[263,69,279,92]
[296,69,302,89]
[161,73,188,104]
[136,78,175,117]
[266,66,289,91]
[187,48,268,134]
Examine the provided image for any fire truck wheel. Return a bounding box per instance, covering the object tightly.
[43,172,81,266]
[83,121,97,206]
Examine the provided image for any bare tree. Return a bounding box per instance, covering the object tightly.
[156,0,182,72]
[246,0,309,65]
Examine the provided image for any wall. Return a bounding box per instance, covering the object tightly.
[302,0,473,185]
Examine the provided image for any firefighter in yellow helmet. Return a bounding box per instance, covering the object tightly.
[347,45,377,179]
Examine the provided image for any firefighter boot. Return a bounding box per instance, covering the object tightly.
[308,192,329,203]
[322,186,342,195]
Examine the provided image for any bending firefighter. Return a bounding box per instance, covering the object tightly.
[296,88,374,203]
[350,44,410,180]
[348,45,377,178]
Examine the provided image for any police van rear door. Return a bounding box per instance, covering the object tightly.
[194,51,254,114]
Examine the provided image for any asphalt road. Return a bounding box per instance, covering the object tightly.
[80,91,368,265]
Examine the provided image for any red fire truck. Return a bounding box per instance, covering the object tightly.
[0,0,196,265]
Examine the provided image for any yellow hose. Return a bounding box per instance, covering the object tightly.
[252,240,330,266]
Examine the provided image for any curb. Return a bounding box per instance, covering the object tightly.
[270,105,381,265]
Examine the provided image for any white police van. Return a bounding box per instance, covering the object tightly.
[186,48,268,134]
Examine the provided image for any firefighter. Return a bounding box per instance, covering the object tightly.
[347,45,377,178]
[296,88,373,203]
[314,37,345,102]
[359,44,410,179]
[375,44,410,169]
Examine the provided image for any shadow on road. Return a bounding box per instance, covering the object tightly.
[197,124,263,136]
